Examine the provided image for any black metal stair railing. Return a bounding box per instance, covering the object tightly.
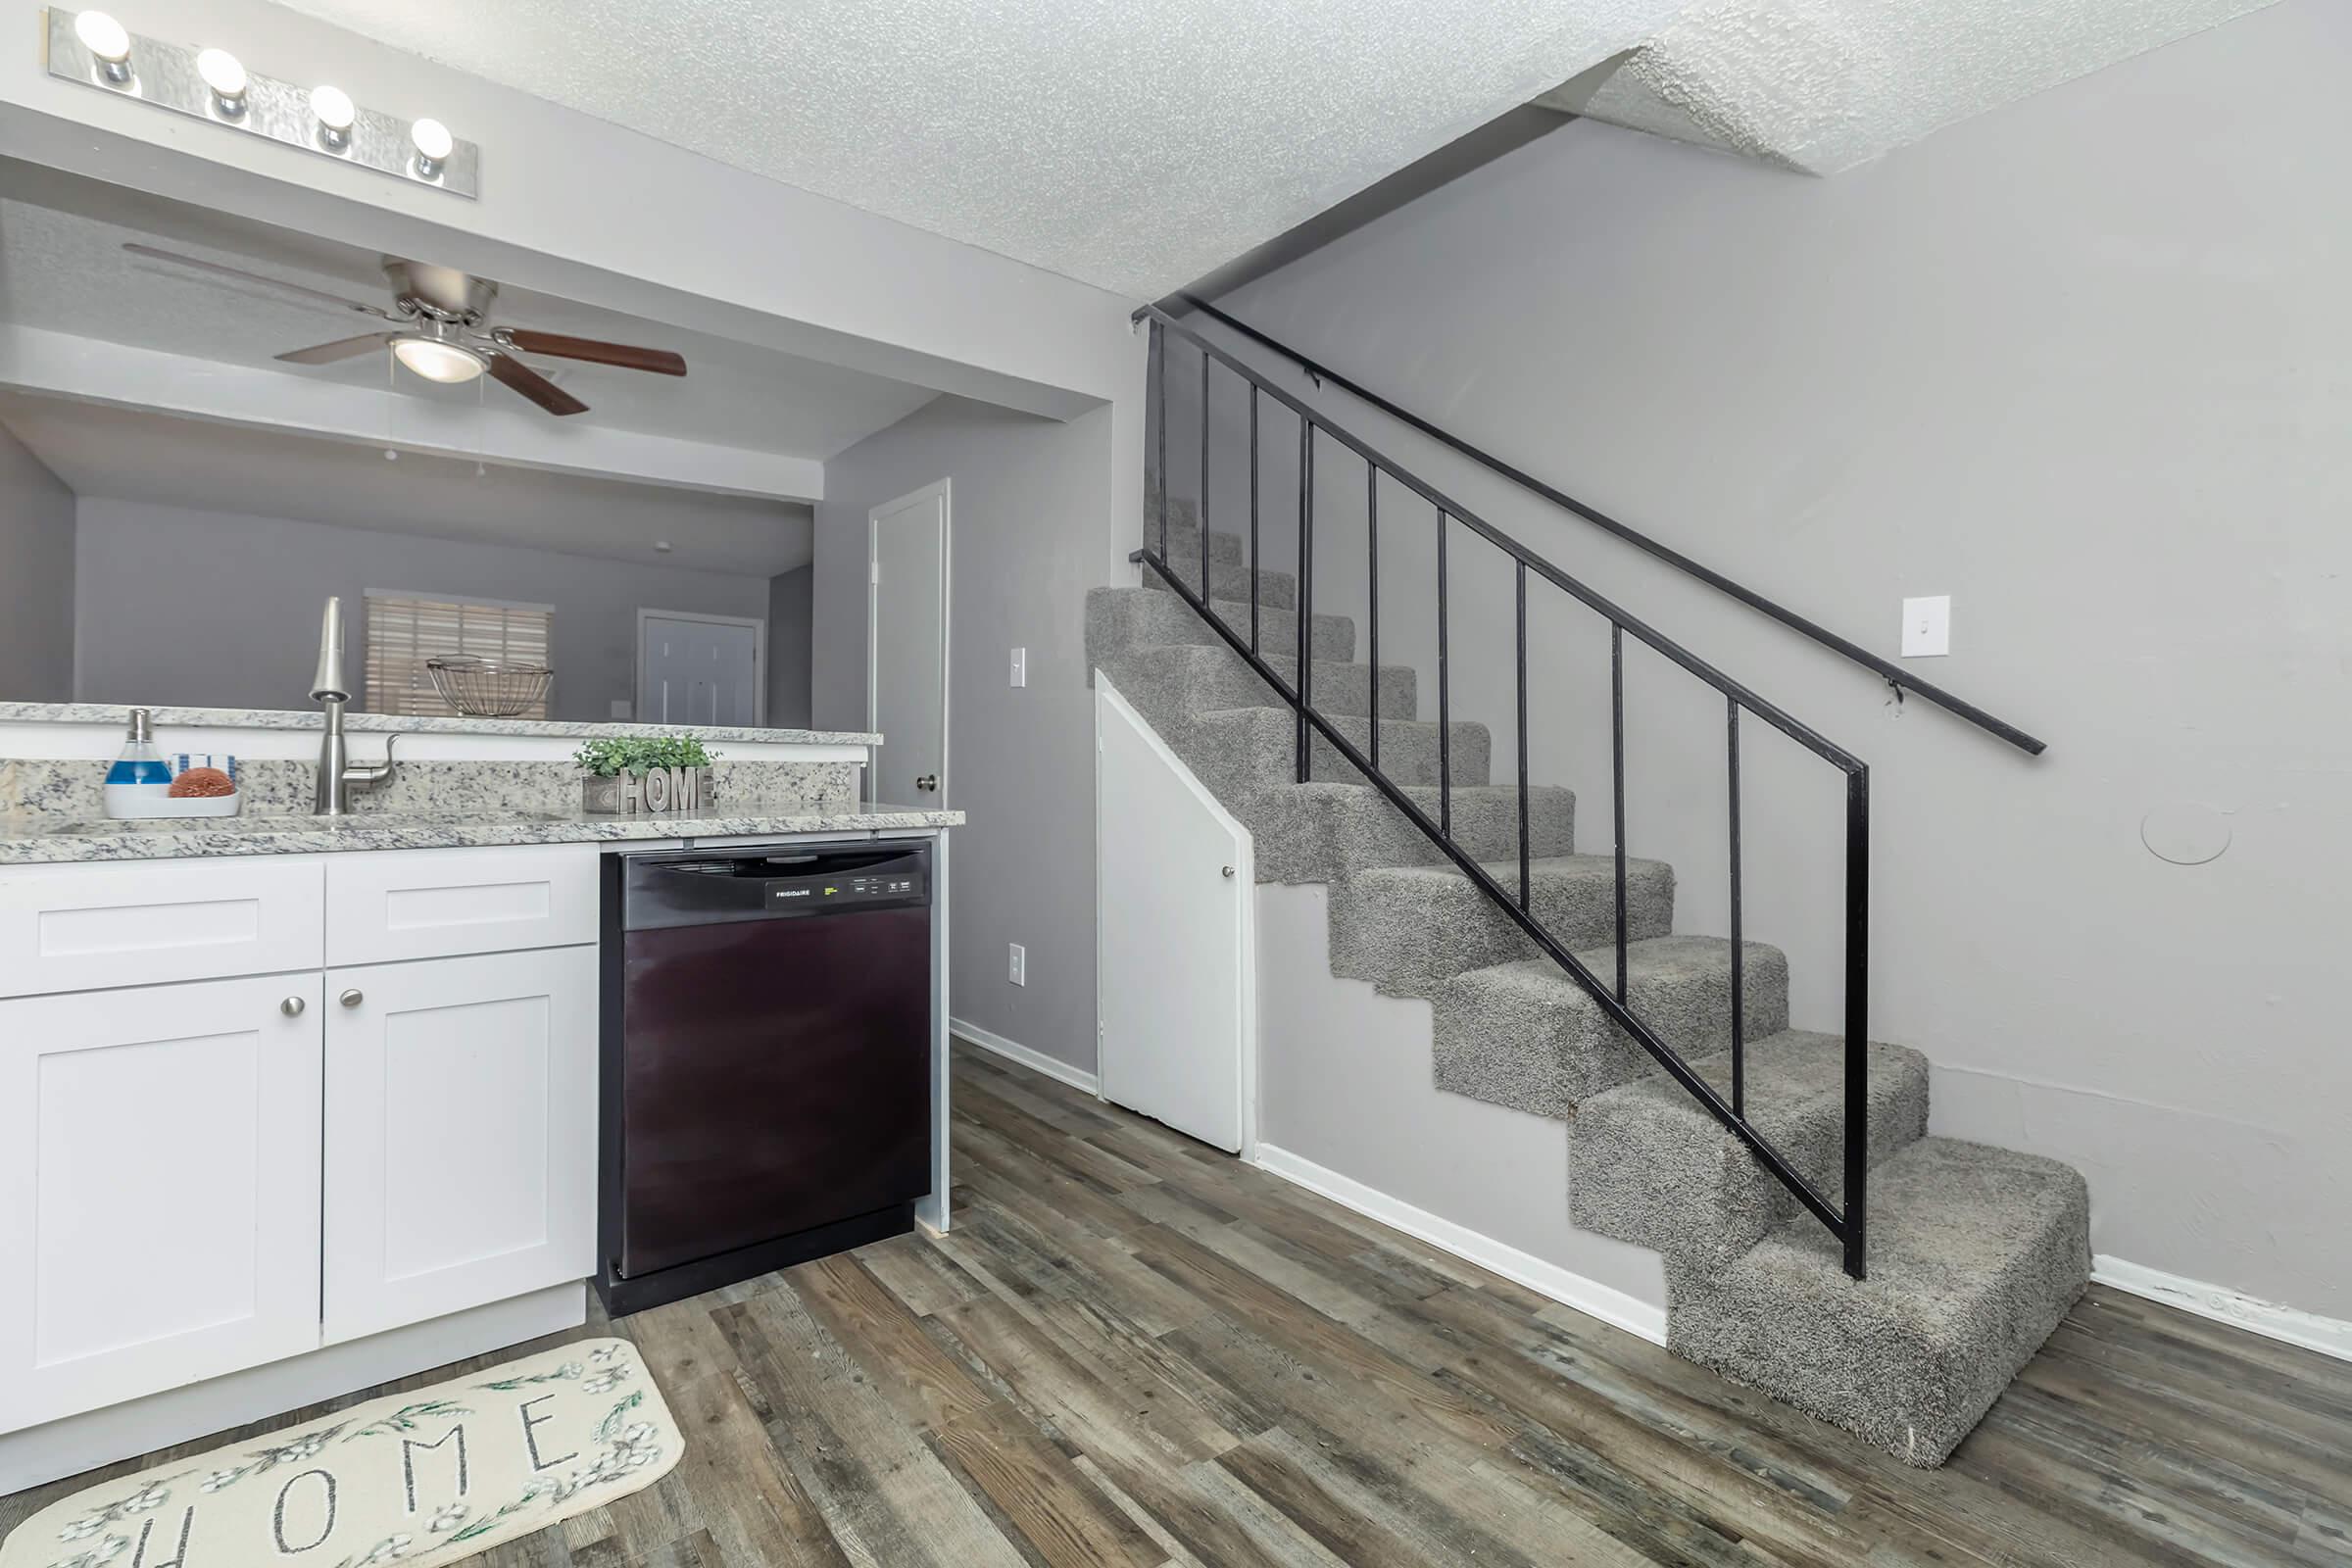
[1159,292,2047,759]
[1137,306,1874,1278]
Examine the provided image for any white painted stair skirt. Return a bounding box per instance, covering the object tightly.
[1095,672,1255,1154]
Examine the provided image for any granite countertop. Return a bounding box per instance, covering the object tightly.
[0,803,962,864]
[0,702,882,749]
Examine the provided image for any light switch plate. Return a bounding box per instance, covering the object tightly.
[609,699,634,719]
[1901,596,1951,658]
[1008,943,1027,986]
[1009,647,1027,688]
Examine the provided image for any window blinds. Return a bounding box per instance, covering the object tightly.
[362,593,554,718]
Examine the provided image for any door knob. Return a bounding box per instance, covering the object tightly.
[1221,865,1235,878]
[280,996,307,1016]
[340,989,364,1007]
[915,773,938,793]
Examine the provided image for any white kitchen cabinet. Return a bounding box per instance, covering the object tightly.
[320,945,599,1344]
[0,856,323,999]
[326,844,599,967]
[0,974,324,1433]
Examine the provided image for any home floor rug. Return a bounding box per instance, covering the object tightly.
[2,1338,680,1568]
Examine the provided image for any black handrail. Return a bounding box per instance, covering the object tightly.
[1140,305,1871,1278]
[1163,292,2048,759]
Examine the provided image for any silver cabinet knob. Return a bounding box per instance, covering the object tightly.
[280,996,307,1016]
[915,773,939,793]
[1221,865,1235,878]
[339,989,364,1007]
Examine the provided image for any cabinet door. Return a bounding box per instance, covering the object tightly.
[0,975,323,1434]
[322,947,598,1343]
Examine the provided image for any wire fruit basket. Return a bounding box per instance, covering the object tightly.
[425,656,555,717]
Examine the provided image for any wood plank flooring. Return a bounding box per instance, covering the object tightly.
[8,1042,2347,1566]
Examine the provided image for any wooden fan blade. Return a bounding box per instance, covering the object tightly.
[486,350,589,416]
[504,329,687,376]
[123,243,391,318]
[276,333,395,366]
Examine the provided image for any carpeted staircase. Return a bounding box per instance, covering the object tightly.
[1087,502,2090,1468]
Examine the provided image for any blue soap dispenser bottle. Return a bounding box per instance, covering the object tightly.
[103,708,174,818]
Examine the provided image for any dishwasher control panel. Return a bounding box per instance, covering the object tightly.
[766,868,926,910]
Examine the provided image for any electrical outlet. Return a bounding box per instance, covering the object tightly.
[1008,943,1026,986]
[1901,596,1951,658]
[1009,647,1027,688]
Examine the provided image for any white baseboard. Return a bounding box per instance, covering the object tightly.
[953,1016,1101,1095]
[2093,1254,2352,1364]
[1253,1143,1668,1346]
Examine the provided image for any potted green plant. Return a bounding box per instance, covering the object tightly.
[574,735,716,815]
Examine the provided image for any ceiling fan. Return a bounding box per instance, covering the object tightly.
[122,242,687,416]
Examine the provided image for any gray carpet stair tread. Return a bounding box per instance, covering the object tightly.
[1176,706,1493,794]
[1245,781,1575,883]
[1433,936,1788,1118]
[1102,641,1416,721]
[1145,554,1299,610]
[1570,1030,1930,1268]
[1330,855,1676,998]
[1666,1135,2089,1467]
[1086,584,1354,662]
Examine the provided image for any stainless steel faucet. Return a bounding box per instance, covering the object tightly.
[310,596,398,815]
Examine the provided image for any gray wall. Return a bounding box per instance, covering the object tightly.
[75,500,770,722]
[814,396,1112,1073]
[0,422,76,702]
[1208,0,2352,1318]
[766,565,814,729]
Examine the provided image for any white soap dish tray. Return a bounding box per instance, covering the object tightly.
[105,792,242,820]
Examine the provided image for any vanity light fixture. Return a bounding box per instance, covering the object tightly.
[196,48,246,114]
[390,336,485,384]
[73,10,131,80]
[310,83,356,147]
[410,117,453,178]
[46,12,478,197]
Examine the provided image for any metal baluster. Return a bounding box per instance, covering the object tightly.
[1367,459,1379,774]
[1200,351,1211,608]
[1728,698,1744,1121]
[1843,766,1871,1281]
[1249,389,1260,655]
[1153,322,1167,562]
[1437,511,1450,839]
[1516,561,1530,913]
[1612,624,1627,1004]
[1298,419,1314,783]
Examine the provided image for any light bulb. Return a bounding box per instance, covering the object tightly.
[74,12,131,80]
[197,48,246,109]
[411,119,453,163]
[391,337,484,384]
[310,84,356,141]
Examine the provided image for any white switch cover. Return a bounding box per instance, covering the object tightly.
[1009,647,1027,688]
[1901,596,1951,658]
[1008,943,1026,986]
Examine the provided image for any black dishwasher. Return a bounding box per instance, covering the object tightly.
[594,842,933,1316]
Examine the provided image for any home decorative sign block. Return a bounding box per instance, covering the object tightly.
[581,765,712,815]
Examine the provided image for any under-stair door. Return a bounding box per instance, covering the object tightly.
[1095,673,1254,1153]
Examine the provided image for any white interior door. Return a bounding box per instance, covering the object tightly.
[868,480,950,808]
[321,947,597,1345]
[1096,674,1253,1153]
[0,975,324,1433]
[640,612,763,726]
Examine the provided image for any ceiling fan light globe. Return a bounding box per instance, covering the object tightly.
[310,84,357,133]
[391,337,484,384]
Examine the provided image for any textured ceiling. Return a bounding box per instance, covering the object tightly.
[264,0,1691,298]
[0,392,813,576]
[1545,0,2284,172]
[0,182,938,459]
